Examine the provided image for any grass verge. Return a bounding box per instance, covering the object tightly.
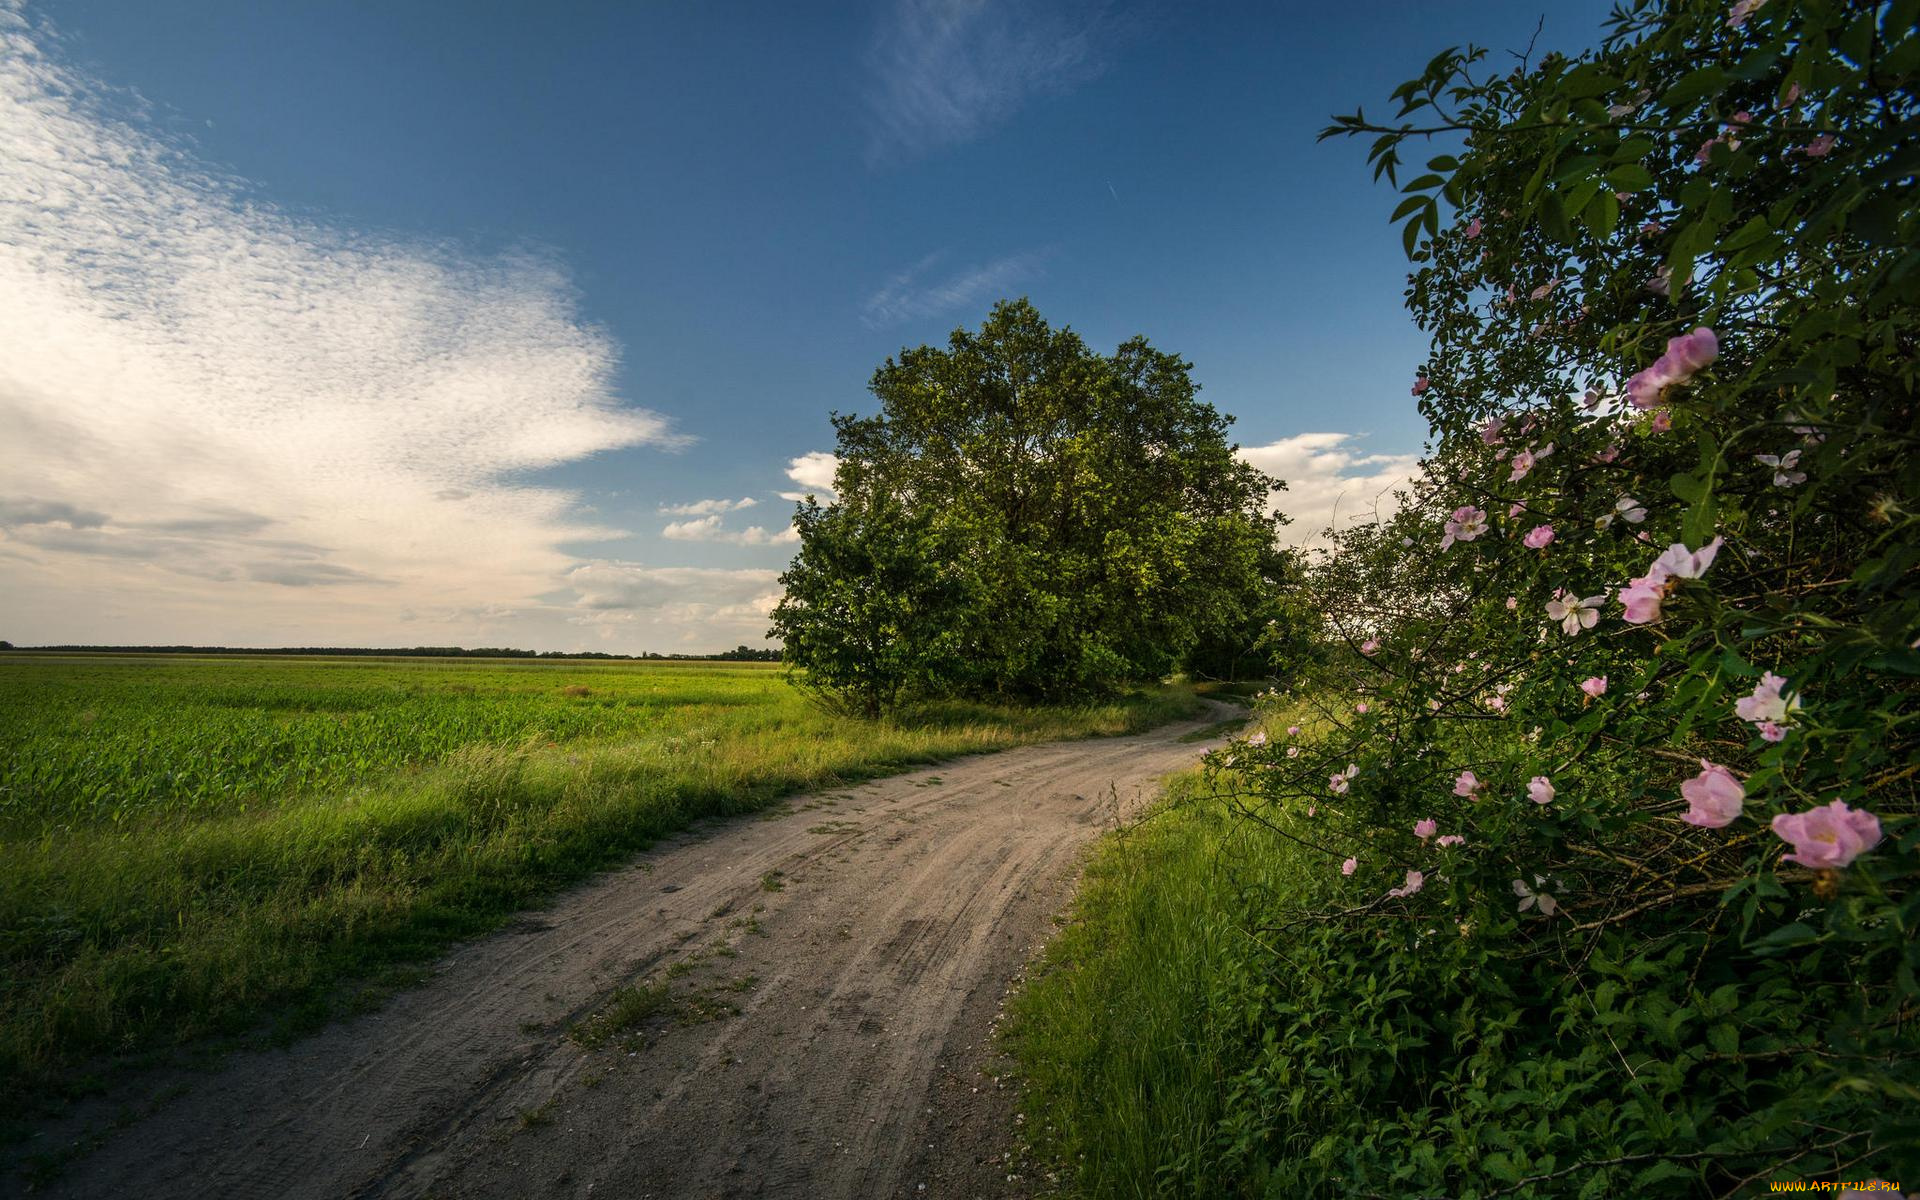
[1004,762,1326,1197]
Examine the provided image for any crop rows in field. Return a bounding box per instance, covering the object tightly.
[0,655,787,827]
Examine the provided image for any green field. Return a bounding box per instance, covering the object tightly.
[1,654,806,827]
[0,653,1198,1109]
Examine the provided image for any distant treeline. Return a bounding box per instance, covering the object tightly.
[0,642,782,662]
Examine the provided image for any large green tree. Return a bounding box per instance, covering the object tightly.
[771,299,1281,706]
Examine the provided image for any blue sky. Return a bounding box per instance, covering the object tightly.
[0,0,1614,651]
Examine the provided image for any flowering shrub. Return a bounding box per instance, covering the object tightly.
[1203,0,1917,1191]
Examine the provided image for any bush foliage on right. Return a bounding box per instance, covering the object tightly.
[1225,0,1916,1190]
[1017,1,1917,1194]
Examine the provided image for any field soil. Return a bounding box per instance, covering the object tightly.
[31,701,1234,1200]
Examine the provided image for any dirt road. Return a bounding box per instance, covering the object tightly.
[34,703,1233,1200]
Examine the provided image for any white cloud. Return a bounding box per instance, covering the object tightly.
[1237,433,1422,548]
[777,451,839,502]
[659,496,759,516]
[660,514,799,547]
[563,560,783,647]
[0,13,688,648]
[861,250,1045,328]
[864,0,1120,162]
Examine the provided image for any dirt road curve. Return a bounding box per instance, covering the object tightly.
[40,704,1234,1200]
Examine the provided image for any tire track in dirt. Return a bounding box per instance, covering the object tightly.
[33,703,1236,1200]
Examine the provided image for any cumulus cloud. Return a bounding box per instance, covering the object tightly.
[864,0,1123,162]
[862,250,1046,328]
[659,496,759,516]
[777,451,840,502]
[660,514,799,547]
[0,12,684,647]
[563,560,783,647]
[1237,433,1422,548]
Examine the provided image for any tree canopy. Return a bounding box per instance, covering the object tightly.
[771,299,1282,712]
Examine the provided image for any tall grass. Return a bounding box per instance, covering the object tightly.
[1005,766,1323,1198]
[0,655,1199,1107]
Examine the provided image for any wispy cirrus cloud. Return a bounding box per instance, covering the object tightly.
[0,8,684,647]
[1237,433,1422,548]
[865,0,1125,163]
[862,250,1046,328]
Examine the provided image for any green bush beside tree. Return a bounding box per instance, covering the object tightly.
[1013,0,1916,1193]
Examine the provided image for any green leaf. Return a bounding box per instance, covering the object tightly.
[1707,1023,1739,1055]
[1683,493,1719,546]
[1392,195,1430,222]
[1663,65,1728,111]
[1584,190,1621,239]
[1605,163,1656,192]
[1539,191,1572,244]
[1668,473,1707,504]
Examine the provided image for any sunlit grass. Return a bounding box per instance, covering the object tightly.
[0,655,1200,1107]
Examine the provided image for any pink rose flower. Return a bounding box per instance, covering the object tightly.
[1513,876,1559,916]
[1341,856,1357,876]
[1286,725,1301,737]
[1414,818,1438,840]
[1528,776,1556,805]
[1666,327,1720,374]
[1754,450,1806,487]
[1649,408,1672,433]
[1464,217,1482,238]
[1441,506,1489,550]
[1619,576,1663,623]
[1355,702,1370,714]
[1508,442,1554,483]
[1580,676,1608,698]
[1627,327,1718,409]
[1360,638,1380,655]
[1771,801,1882,869]
[1479,415,1506,446]
[1727,0,1768,27]
[1508,502,1525,519]
[1436,834,1464,848]
[1802,133,1835,157]
[1679,759,1745,827]
[1505,596,1518,611]
[1545,588,1606,635]
[1412,375,1430,396]
[1453,770,1482,798]
[1247,730,1268,747]
[1387,870,1425,899]
[1523,524,1555,549]
[1651,536,1723,581]
[1759,721,1788,742]
[1626,361,1678,410]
